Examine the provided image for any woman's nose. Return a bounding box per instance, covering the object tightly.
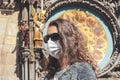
[48,37,51,40]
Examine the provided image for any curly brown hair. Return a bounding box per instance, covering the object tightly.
[44,19,97,79]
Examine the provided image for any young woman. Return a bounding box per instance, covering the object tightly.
[43,19,97,80]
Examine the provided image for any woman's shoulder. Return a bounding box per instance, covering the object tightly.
[59,62,96,80]
[73,62,96,80]
[61,62,94,76]
[70,62,93,72]
[69,62,92,71]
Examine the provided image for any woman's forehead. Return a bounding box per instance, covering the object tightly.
[47,25,58,34]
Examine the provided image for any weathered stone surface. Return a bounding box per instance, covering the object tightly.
[0,12,19,80]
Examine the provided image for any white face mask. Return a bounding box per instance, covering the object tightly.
[46,39,61,59]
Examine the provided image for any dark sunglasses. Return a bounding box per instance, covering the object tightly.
[44,33,60,43]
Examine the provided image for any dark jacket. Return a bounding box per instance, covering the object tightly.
[45,62,96,80]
